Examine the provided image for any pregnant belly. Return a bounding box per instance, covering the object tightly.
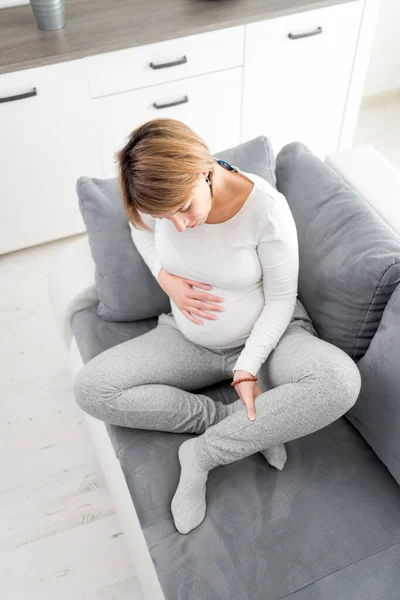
[170,284,265,350]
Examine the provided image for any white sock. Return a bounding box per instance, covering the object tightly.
[171,437,209,534]
[259,444,287,470]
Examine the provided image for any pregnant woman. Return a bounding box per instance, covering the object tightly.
[74,118,361,534]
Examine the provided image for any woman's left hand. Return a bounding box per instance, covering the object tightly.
[233,370,263,422]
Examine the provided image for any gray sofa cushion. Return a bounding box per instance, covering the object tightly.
[277,544,400,600]
[77,135,276,322]
[71,306,400,600]
[275,142,400,361]
[347,283,400,485]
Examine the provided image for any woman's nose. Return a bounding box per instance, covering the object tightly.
[174,219,188,232]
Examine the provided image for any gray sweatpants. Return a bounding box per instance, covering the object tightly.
[74,299,361,472]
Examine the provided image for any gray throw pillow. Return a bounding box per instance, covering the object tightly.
[77,176,171,322]
[275,142,400,361]
[77,135,276,322]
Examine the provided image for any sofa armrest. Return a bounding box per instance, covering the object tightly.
[345,283,400,486]
[48,234,99,349]
[326,144,400,236]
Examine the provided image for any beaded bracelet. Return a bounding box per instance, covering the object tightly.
[231,376,257,387]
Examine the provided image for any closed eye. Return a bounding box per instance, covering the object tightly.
[154,203,191,219]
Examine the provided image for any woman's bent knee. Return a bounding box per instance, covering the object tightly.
[74,360,111,420]
[341,363,362,412]
[322,354,362,415]
[74,364,94,416]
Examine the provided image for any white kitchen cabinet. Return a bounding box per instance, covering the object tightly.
[0,60,102,254]
[92,67,243,179]
[84,26,244,99]
[1,0,379,253]
[242,0,364,158]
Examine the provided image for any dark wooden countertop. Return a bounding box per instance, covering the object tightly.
[1,0,354,75]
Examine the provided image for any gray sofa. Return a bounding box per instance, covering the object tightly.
[49,137,400,600]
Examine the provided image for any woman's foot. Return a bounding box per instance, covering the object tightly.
[259,443,287,470]
[171,437,209,534]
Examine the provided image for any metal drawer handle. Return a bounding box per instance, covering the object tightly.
[288,26,323,40]
[0,86,37,104]
[150,56,188,70]
[153,95,189,110]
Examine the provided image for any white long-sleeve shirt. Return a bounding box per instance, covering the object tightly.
[129,168,299,377]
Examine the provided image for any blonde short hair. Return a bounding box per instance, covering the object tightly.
[115,118,216,231]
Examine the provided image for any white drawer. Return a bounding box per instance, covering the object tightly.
[84,26,244,99]
[242,0,363,158]
[92,67,243,178]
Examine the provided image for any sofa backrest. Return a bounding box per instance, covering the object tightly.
[275,142,400,362]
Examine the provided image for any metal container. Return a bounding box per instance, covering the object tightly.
[30,0,65,31]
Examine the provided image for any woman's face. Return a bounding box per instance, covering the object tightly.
[154,172,212,232]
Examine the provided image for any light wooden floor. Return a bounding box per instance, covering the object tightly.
[1,95,399,599]
[0,234,144,599]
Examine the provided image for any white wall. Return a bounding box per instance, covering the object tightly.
[0,0,29,7]
[363,0,400,96]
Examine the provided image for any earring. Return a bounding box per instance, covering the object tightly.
[205,175,211,185]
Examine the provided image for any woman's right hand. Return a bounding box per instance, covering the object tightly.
[157,268,224,324]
